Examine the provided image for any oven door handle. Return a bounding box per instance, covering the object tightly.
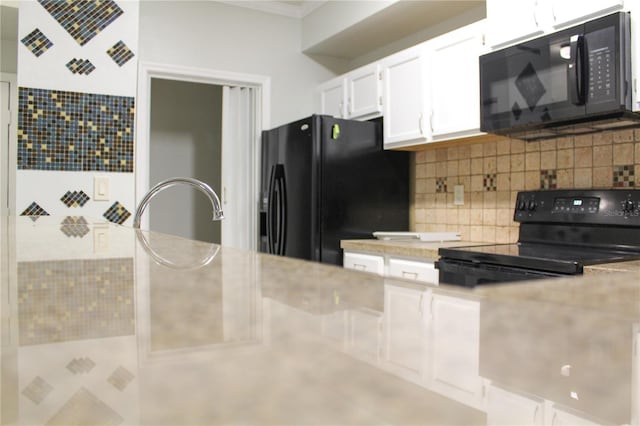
[569,34,587,106]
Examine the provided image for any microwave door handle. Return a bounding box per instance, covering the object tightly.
[569,34,587,105]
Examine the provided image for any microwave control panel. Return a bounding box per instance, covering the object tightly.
[587,26,615,102]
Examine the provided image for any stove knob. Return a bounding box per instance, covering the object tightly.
[517,200,527,211]
[527,200,537,211]
[623,200,635,213]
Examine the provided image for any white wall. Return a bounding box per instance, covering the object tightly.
[149,78,222,243]
[1,5,18,73]
[138,0,337,128]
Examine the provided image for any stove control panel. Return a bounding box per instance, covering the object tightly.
[514,189,640,225]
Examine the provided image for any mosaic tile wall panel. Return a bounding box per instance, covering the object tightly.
[107,41,135,66]
[17,258,134,346]
[103,201,131,225]
[37,0,124,46]
[60,216,90,238]
[66,58,96,75]
[413,129,640,243]
[18,87,134,172]
[61,190,90,208]
[46,387,123,426]
[21,28,53,57]
[21,201,49,217]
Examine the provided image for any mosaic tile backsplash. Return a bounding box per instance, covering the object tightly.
[18,87,134,172]
[17,258,134,346]
[37,0,124,46]
[413,129,640,243]
[21,28,54,57]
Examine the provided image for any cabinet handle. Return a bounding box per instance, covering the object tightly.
[401,270,419,280]
[348,99,352,115]
[419,114,424,135]
[430,295,435,319]
[379,96,383,106]
[429,110,434,133]
[419,293,424,317]
[339,101,344,118]
[352,263,366,271]
[551,412,557,426]
[533,0,539,27]
[533,406,539,424]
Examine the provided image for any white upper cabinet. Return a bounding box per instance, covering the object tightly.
[381,44,430,148]
[550,0,624,28]
[486,0,545,48]
[317,77,346,118]
[487,0,626,49]
[428,20,485,141]
[346,63,383,120]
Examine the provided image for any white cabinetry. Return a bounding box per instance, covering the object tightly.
[487,385,544,425]
[381,44,430,148]
[343,252,384,275]
[428,293,483,409]
[346,63,383,120]
[428,20,485,141]
[382,284,429,384]
[347,307,383,365]
[548,406,602,426]
[317,77,346,118]
[486,0,625,48]
[343,250,438,285]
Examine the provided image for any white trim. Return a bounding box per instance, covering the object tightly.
[135,61,270,250]
[0,72,17,216]
[217,0,325,18]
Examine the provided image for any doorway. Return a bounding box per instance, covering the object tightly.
[136,62,270,250]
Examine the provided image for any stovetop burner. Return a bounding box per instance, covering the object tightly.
[437,189,640,286]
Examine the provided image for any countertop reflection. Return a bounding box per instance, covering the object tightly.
[1,216,638,425]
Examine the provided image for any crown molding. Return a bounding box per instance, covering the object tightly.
[217,1,325,19]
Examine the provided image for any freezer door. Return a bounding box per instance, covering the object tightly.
[260,117,317,260]
[319,117,409,265]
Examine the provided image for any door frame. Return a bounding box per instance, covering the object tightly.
[0,72,18,216]
[136,61,270,249]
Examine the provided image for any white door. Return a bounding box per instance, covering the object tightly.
[317,77,345,118]
[346,63,382,120]
[221,86,256,250]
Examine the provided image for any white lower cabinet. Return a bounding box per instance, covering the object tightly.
[347,307,383,365]
[487,385,544,426]
[428,293,484,410]
[343,250,438,285]
[343,252,385,275]
[382,284,429,384]
[548,405,602,426]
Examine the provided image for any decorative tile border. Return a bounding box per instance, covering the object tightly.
[18,87,134,173]
[21,201,49,217]
[61,190,90,208]
[103,201,131,225]
[17,258,134,345]
[107,366,135,391]
[22,376,53,405]
[37,0,124,46]
[66,58,96,75]
[21,28,53,57]
[60,216,90,238]
[540,169,558,189]
[483,173,497,191]
[66,357,96,375]
[46,388,123,426]
[613,164,635,187]
[107,40,135,66]
[435,177,447,193]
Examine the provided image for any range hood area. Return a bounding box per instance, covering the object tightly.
[480,12,640,141]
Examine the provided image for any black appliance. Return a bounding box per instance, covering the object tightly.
[480,12,639,141]
[437,189,640,286]
[259,115,409,266]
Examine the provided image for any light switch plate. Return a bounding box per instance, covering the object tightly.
[94,176,110,201]
[454,185,464,205]
[93,225,109,253]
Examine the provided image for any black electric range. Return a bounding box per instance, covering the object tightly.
[436,189,640,286]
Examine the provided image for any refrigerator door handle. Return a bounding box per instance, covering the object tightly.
[267,164,287,255]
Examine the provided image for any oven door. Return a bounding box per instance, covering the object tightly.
[436,258,568,287]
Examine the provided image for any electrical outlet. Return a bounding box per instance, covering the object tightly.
[94,225,109,252]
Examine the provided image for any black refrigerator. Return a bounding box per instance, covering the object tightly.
[259,115,409,266]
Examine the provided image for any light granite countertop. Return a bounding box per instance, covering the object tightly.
[2,217,639,425]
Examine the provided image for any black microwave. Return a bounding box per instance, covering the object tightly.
[479,12,639,140]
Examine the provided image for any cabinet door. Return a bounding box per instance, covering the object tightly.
[550,0,624,28]
[388,257,438,284]
[486,0,544,48]
[487,385,543,426]
[317,77,346,118]
[429,21,484,141]
[381,45,429,148]
[382,284,428,384]
[346,63,382,120]
[348,308,383,365]
[550,406,602,426]
[343,252,384,275]
[430,294,482,408]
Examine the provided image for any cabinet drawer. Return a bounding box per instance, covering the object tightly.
[344,252,384,275]
[388,258,438,284]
